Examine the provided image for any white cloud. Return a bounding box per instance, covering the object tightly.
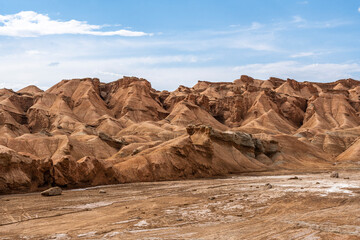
[95,67,237,90]
[358,7,360,13]
[0,11,151,37]
[229,22,262,30]
[25,50,45,55]
[1,53,359,91]
[48,62,60,67]
[96,71,123,78]
[249,22,263,30]
[0,53,215,90]
[92,55,205,65]
[290,52,315,58]
[233,61,360,82]
[230,40,275,51]
[292,16,305,23]
[273,16,350,31]
[0,12,357,91]
[296,19,350,29]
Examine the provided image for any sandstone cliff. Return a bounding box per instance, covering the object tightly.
[1,75,359,194]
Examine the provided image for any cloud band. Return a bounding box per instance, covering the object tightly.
[0,11,151,37]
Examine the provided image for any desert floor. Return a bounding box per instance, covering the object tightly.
[1,170,360,240]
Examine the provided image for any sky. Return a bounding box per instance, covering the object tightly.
[0,0,360,91]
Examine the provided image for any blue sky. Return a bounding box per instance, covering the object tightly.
[0,0,360,90]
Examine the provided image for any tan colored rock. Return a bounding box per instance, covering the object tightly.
[0,76,359,194]
[330,171,339,178]
[41,186,62,196]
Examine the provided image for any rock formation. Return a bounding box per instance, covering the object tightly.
[41,186,62,196]
[1,75,359,194]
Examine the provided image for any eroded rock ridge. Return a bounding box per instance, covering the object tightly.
[1,75,359,193]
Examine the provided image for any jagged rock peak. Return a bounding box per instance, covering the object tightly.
[0,75,359,194]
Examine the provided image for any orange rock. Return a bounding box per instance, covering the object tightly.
[1,76,360,194]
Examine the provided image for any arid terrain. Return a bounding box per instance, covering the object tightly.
[1,75,360,194]
[1,75,360,239]
[1,170,360,239]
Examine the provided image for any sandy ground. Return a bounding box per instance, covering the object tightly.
[1,170,360,240]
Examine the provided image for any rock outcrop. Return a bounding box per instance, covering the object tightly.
[1,75,360,193]
[41,186,62,196]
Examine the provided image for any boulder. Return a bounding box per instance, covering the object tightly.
[330,172,339,178]
[288,176,299,180]
[41,186,62,196]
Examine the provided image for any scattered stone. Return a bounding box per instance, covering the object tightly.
[316,182,320,184]
[176,218,183,221]
[51,233,70,239]
[99,189,106,194]
[41,186,62,196]
[243,194,248,197]
[288,176,299,180]
[300,187,304,189]
[134,220,148,227]
[330,171,339,178]
[265,183,272,189]
[256,186,259,189]
[344,177,350,179]
[209,196,216,200]
[131,148,140,156]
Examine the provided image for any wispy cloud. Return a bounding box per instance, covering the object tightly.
[1,47,359,91]
[358,7,360,13]
[0,8,357,91]
[109,55,206,65]
[229,22,263,31]
[228,39,275,51]
[290,51,332,58]
[273,15,350,31]
[0,11,152,37]
[290,52,315,58]
[48,62,59,67]
[233,61,360,82]
[0,51,215,89]
[0,53,236,90]
[25,50,46,55]
[96,71,123,78]
[197,22,276,52]
[295,18,350,29]
[292,16,305,23]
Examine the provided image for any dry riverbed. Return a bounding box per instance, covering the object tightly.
[1,171,360,240]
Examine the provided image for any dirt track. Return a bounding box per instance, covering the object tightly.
[1,171,360,240]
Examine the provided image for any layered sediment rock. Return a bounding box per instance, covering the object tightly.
[1,75,359,193]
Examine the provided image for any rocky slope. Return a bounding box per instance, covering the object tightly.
[1,75,359,194]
